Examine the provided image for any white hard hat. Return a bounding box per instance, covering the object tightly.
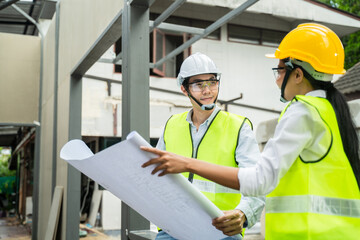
[177,52,221,86]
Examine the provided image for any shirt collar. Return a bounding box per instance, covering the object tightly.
[186,105,221,127]
[305,89,326,98]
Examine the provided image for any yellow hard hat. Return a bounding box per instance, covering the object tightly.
[266,23,345,74]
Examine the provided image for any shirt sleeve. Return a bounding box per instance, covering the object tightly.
[234,123,265,228]
[238,101,329,196]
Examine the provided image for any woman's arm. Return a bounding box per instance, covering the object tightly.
[141,147,240,190]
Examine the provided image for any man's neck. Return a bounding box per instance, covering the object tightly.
[191,107,215,130]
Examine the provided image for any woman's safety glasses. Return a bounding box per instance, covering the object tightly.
[272,67,285,80]
[188,79,219,92]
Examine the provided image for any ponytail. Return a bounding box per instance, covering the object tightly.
[308,76,360,190]
[295,64,360,190]
[326,86,360,190]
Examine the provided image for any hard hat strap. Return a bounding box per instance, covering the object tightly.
[186,89,218,111]
[280,61,295,103]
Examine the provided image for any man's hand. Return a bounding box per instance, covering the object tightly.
[212,209,246,236]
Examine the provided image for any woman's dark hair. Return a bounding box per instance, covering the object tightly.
[305,71,360,190]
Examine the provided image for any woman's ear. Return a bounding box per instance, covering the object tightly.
[295,68,304,84]
[180,85,188,96]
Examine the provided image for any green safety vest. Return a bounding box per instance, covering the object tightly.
[266,95,360,240]
[164,110,252,210]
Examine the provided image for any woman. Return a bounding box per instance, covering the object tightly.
[141,23,360,239]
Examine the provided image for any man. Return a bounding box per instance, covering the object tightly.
[155,52,264,239]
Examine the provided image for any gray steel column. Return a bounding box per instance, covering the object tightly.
[52,0,60,199]
[32,125,40,240]
[121,0,150,239]
[66,75,82,239]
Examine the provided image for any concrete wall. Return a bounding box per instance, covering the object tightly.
[38,0,123,239]
[0,33,40,124]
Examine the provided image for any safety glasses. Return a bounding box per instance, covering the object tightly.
[188,79,219,92]
[272,67,286,80]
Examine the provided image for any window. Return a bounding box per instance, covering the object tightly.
[228,24,287,47]
[150,29,191,77]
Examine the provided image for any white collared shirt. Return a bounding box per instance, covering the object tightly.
[238,90,331,196]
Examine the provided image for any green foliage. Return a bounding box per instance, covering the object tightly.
[0,148,15,177]
[318,0,360,69]
[0,148,15,211]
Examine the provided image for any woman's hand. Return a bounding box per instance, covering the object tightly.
[141,147,191,176]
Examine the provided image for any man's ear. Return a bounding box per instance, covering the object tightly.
[180,85,188,96]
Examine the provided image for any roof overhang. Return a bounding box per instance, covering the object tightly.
[151,0,360,37]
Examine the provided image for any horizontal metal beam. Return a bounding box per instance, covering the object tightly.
[0,20,28,25]
[152,21,204,35]
[0,0,20,11]
[0,122,39,127]
[0,130,18,135]
[71,9,123,77]
[113,22,204,65]
[154,0,259,68]
[129,0,150,7]
[150,0,186,32]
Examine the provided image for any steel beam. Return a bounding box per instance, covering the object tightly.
[113,22,203,65]
[65,75,82,240]
[0,0,20,10]
[52,0,60,199]
[114,0,186,65]
[150,0,186,32]
[32,125,41,240]
[152,21,204,36]
[71,9,123,77]
[121,0,150,239]
[154,0,259,68]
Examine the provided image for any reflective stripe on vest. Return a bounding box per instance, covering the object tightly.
[266,195,360,218]
[164,110,250,210]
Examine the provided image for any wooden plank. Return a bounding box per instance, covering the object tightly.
[88,183,102,226]
[44,186,63,240]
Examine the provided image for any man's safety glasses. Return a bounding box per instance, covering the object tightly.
[188,79,219,92]
[272,67,285,79]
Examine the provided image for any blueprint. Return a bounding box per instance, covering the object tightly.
[60,131,241,240]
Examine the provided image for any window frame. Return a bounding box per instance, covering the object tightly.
[227,24,287,47]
